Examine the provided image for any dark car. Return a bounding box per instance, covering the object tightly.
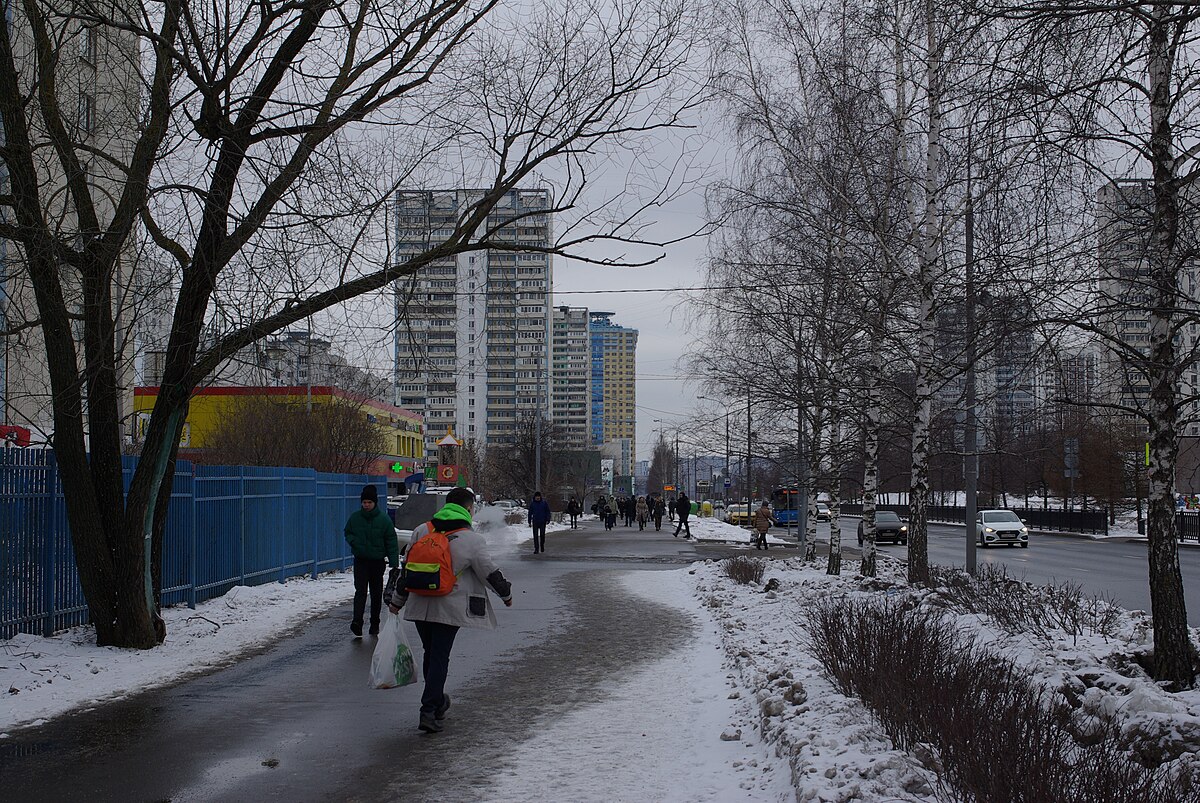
[857,510,908,545]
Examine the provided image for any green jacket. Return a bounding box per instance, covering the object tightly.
[344,507,398,564]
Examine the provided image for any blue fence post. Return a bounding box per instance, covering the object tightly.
[278,471,287,585]
[239,465,246,586]
[40,451,57,637]
[312,472,320,579]
[188,464,198,609]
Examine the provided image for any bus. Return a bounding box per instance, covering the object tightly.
[770,487,801,527]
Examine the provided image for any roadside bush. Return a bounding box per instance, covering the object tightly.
[807,597,1197,803]
[927,564,1122,641]
[722,556,765,585]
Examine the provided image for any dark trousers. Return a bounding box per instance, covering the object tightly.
[414,620,459,716]
[653,514,663,531]
[569,514,578,528]
[674,517,691,537]
[532,523,547,552]
[352,557,386,628]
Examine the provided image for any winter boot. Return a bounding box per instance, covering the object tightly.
[418,713,443,733]
[350,621,363,638]
[435,695,451,721]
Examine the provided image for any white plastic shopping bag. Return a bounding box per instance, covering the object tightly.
[369,612,417,689]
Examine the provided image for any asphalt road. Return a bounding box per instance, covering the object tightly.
[813,517,1200,627]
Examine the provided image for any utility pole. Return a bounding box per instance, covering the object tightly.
[724,413,730,501]
[746,394,753,512]
[674,430,680,493]
[964,134,978,575]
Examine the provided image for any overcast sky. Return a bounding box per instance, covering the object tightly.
[326,96,735,465]
[554,114,734,463]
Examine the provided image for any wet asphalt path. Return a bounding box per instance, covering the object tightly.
[3,517,772,803]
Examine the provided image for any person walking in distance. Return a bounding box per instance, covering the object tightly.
[604,498,618,530]
[673,493,693,538]
[635,496,650,531]
[623,496,636,527]
[667,496,676,524]
[389,488,513,734]
[752,500,775,550]
[566,496,581,529]
[528,491,552,554]
[652,495,665,531]
[344,484,398,637]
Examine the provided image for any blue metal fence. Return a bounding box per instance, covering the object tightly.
[1,448,383,638]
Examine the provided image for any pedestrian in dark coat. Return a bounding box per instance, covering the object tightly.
[344,484,398,637]
[566,496,581,528]
[604,499,617,530]
[652,496,665,531]
[752,500,775,550]
[623,496,636,527]
[528,491,552,554]
[673,493,692,539]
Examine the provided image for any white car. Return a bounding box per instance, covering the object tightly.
[976,509,1030,548]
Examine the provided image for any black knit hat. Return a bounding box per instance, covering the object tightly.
[360,484,378,504]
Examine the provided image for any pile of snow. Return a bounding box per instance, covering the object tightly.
[689,555,1200,800]
[1,572,356,733]
[687,516,801,547]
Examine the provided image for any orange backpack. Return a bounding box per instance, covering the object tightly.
[402,523,466,596]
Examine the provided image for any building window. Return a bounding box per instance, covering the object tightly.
[78,92,95,133]
[79,26,97,64]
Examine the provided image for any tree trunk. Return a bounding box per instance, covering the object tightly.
[907,0,940,586]
[861,353,882,577]
[1143,4,1194,688]
[827,419,843,576]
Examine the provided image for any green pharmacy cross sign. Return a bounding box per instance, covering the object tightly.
[391,462,405,473]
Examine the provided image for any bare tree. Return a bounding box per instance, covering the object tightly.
[980,0,1200,687]
[0,0,702,647]
[201,395,386,474]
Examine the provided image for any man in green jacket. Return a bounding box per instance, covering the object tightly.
[344,484,398,637]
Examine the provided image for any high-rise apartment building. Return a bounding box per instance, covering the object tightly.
[2,13,142,437]
[551,307,592,448]
[934,293,1038,442]
[590,311,638,461]
[393,189,552,460]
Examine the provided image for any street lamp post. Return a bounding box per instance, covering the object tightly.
[965,134,978,575]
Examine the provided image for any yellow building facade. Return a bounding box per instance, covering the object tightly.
[133,385,424,474]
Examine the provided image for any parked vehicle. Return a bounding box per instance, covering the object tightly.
[857,510,908,545]
[976,509,1030,548]
[815,502,832,522]
[726,504,751,525]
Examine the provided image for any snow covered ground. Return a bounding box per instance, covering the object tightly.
[4,524,1199,801]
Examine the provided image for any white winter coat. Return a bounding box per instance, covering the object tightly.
[399,522,512,630]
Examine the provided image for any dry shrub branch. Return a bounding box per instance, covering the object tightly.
[807,597,1198,803]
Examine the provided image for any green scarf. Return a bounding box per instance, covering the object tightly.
[433,502,472,526]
